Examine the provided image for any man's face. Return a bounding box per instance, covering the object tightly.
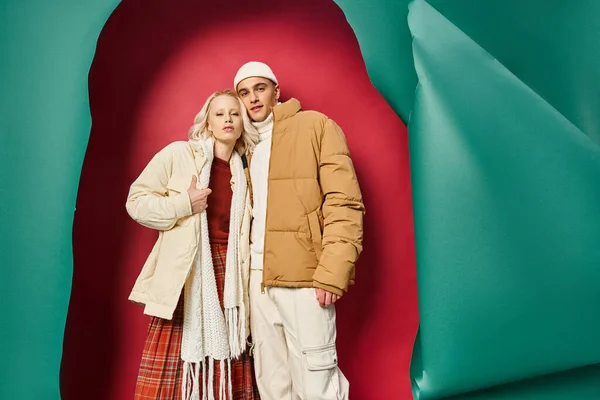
[236,77,280,122]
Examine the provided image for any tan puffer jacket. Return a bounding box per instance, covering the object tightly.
[258,99,365,296]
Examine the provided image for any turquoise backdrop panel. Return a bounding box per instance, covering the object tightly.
[408,0,600,398]
[425,0,600,145]
[0,1,119,398]
[335,0,600,142]
[333,0,416,123]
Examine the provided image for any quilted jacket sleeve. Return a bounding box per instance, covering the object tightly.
[125,144,192,231]
[312,118,365,296]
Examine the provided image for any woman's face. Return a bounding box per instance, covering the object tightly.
[207,95,243,145]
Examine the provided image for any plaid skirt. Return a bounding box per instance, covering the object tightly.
[134,242,260,400]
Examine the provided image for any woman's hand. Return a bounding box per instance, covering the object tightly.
[187,175,212,214]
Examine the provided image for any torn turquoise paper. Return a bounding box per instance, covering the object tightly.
[408,0,600,398]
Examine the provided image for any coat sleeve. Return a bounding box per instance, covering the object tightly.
[125,145,193,231]
[312,118,365,296]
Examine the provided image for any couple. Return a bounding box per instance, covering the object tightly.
[126,62,365,400]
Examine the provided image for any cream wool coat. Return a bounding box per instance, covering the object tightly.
[126,141,252,335]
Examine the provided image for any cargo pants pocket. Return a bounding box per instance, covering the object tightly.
[302,343,347,400]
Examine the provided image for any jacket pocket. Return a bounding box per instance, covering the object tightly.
[167,176,194,227]
[167,176,192,194]
[307,210,323,260]
[302,343,338,371]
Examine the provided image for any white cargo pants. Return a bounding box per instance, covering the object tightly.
[249,269,349,400]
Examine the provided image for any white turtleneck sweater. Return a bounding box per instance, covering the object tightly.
[250,113,274,270]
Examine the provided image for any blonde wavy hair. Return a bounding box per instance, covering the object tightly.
[188,89,258,155]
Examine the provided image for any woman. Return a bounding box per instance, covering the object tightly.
[126,89,259,400]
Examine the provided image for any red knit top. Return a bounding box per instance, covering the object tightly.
[207,157,232,244]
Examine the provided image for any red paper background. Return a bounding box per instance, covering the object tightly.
[61,0,418,399]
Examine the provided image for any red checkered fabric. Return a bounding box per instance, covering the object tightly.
[134,243,260,399]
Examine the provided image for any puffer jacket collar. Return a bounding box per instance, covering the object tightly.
[273,98,302,122]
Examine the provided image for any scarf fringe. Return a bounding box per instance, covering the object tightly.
[202,358,207,400]
[227,359,232,399]
[183,361,192,400]
[219,360,226,400]
[193,362,200,399]
[182,361,203,400]
[182,357,233,400]
[225,306,247,359]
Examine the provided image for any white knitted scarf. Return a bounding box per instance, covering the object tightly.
[181,137,247,400]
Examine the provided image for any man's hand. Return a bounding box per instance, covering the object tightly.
[187,175,212,214]
[315,287,341,308]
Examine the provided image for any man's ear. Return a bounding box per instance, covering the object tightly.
[275,84,280,100]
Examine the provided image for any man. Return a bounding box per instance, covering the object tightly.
[234,61,364,400]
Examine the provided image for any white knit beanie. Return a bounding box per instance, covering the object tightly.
[234,61,278,90]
